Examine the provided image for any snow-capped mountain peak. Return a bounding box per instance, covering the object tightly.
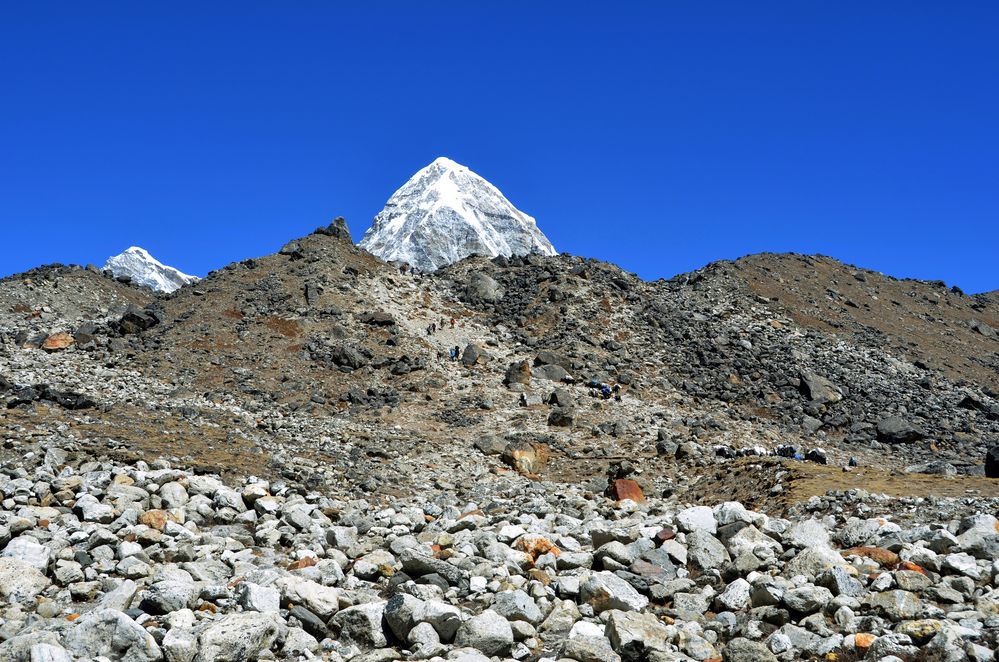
[103,246,198,293]
[359,157,556,272]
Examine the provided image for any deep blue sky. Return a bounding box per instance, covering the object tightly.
[2,3,997,292]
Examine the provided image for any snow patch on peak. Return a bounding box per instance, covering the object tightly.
[360,158,556,272]
[424,156,468,173]
[122,246,152,259]
[103,247,198,293]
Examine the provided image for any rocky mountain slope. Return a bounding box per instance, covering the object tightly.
[360,158,556,272]
[731,253,999,392]
[0,217,997,662]
[0,263,153,338]
[104,246,199,293]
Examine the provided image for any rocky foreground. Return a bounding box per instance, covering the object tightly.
[1,448,997,662]
[1,222,998,661]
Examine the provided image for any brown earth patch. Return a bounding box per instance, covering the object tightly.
[264,316,302,338]
[685,457,999,515]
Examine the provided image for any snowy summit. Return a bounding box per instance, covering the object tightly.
[103,246,198,293]
[360,157,556,272]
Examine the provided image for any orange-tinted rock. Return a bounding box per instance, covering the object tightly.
[855,633,876,652]
[841,547,900,568]
[41,332,75,351]
[610,479,645,503]
[138,509,174,531]
[514,534,561,563]
[502,441,549,476]
[287,556,318,571]
[899,561,927,576]
[528,568,551,585]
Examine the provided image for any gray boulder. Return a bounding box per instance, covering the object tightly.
[332,602,388,648]
[419,600,462,642]
[605,610,669,662]
[2,536,50,572]
[384,593,423,641]
[580,571,649,613]
[676,505,717,534]
[799,371,842,404]
[283,627,321,657]
[159,482,189,508]
[816,566,865,598]
[407,621,444,659]
[0,632,62,662]
[534,363,570,382]
[141,579,199,614]
[784,519,830,548]
[782,586,833,613]
[876,416,925,443]
[868,590,922,622]
[466,273,503,303]
[0,557,50,605]
[236,582,280,613]
[904,461,957,476]
[28,643,72,662]
[785,546,847,577]
[493,589,543,624]
[454,609,513,656]
[687,530,730,570]
[195,612,288,662]
[673,592,710,619]
[564,635,621,662]
[722,637,778,662]
[100,578,139,611]
[63,609,162,662]
[715,578,752,611]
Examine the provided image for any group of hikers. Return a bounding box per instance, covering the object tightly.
[425,317,457,336]
[587,378,622,401]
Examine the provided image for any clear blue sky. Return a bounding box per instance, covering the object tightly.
[2,3,997,292]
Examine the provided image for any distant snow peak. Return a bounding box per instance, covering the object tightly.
[103,246,198,293]
[359,157,556,272]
